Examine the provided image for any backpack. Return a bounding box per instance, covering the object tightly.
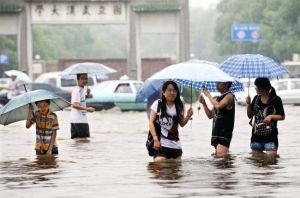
[145,100,161,156]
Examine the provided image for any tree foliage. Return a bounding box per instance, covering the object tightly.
[214,0,300,62]
[0,35,17,71]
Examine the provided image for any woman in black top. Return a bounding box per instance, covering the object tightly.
[246,77,285,156]
[199,82,235,157]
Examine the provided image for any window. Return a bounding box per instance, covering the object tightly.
[291,81,300,89]
[277,82,288,91]
[61,78,77,87]
[115,83,132,93]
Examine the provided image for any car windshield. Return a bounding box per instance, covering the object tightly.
[61,77,94,87]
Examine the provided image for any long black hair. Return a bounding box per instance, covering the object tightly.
[255,77,277,102]
[160,80,184,117]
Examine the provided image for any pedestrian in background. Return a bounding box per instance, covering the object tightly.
[70,73,95,139]
[7,74,18,99]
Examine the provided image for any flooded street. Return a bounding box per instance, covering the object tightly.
[1,104,300,197]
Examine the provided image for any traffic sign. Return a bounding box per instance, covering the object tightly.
[231,24,262,42]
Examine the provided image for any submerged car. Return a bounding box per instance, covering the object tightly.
[0,82,71,108]
[86,80,146,111]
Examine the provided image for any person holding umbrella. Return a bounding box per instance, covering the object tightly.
[245,77,285,156]
[149,80,193,162]
[70,73,95,139]
[199,81,235,157]
[7,74,18,99]
[26,100,59,155]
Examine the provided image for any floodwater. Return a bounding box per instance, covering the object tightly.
[1,104,300,197]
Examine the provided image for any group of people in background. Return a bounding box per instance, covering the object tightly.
[148,78,285,162]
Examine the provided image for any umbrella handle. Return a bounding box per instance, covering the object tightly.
[248,77,250,96]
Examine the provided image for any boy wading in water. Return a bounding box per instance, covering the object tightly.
[26,100,59,155]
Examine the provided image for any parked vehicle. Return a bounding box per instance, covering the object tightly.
[0,83,71,108]
[235,78,257,105]
[272,78,300,105]
[35,72,97,93]
[86,80,146,111]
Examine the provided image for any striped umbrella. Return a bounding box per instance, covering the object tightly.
[219,54,288,78]
[219,54,288,95]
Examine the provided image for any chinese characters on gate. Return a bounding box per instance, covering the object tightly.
[31,2,125,24]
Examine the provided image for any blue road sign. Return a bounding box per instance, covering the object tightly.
[0,54,9,64]
[231,24,262,42]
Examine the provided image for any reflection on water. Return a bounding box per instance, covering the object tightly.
[1,105,300,197]
[0,156,59,189]
[147,160,183,181]
[247,152,279,167]
[211,155,237,192]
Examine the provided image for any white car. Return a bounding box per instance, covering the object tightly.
[35,71,97,93]
[235,78,257,105]
[272,78,300,105]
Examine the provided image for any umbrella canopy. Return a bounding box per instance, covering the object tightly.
[135,79,163,102]
[5,70,32,82]
[149,59,244,92]
[61,62,117,77]
[0,89,70,125]
[218,54,288,78]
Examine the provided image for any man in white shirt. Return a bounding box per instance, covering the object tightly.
[70,73,95,139]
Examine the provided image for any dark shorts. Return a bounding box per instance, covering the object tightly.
[154,146,182,159]
[71,123,90,139]
[36,146,58,155]
[211,136,232,149]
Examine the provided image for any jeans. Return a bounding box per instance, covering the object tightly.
[250,142,277,151]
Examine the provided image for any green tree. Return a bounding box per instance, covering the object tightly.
[0,35,18,73]
[214,0,300,62]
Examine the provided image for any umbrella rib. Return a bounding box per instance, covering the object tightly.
[51,99,64,111]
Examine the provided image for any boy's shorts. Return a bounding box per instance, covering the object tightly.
[71,123,90,139]
[250,142,278,151]
[36,146,58,155]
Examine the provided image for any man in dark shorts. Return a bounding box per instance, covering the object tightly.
[199,82,235,156]
[70,73,95,139]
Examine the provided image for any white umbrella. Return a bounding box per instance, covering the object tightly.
[149,59,243,92]
[61,62,117,77]
[5,70,32,83]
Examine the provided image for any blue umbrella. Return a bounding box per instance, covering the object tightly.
[219,54,288,78]
[219,54,288,95]
[135,78,163,102]
[0,89,70,125]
